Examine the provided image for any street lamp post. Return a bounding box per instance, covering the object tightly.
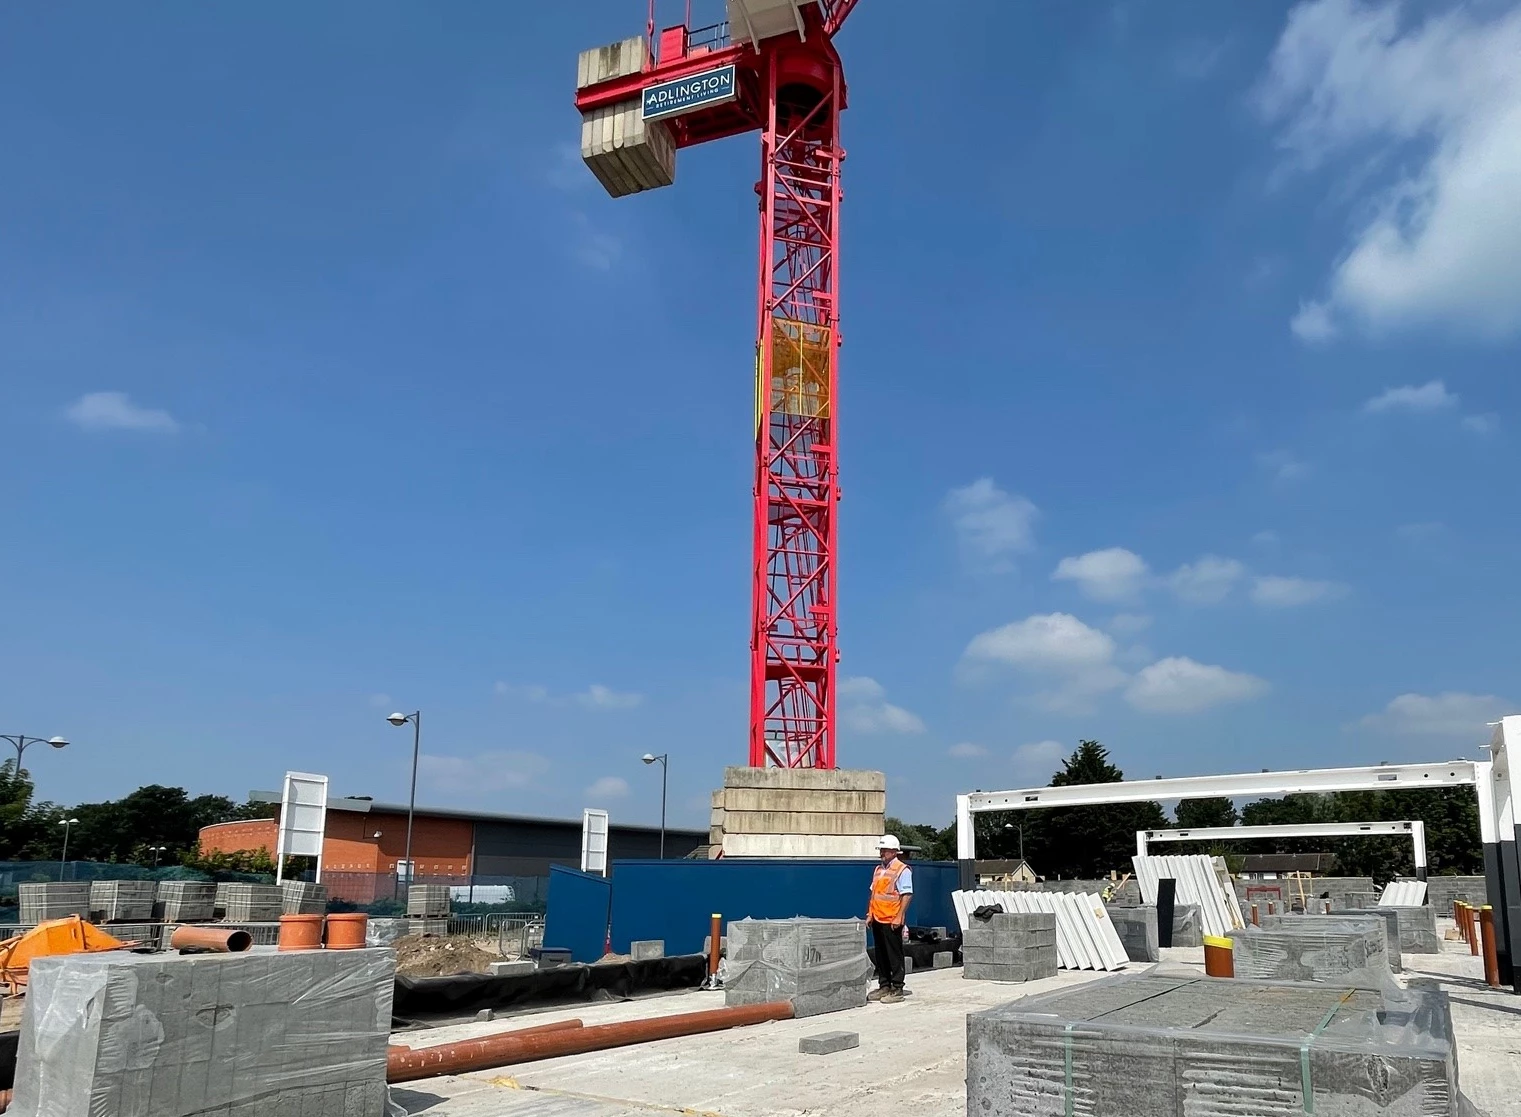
[1003,822,1025,864]
[641,753,668,858]
[149,845,168,868]
[58,817,80,880]
[387,711,421,890]
[1,734,69,775]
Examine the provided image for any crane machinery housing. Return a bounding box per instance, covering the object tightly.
[574,0,860,771]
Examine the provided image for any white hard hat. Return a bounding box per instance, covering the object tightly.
[875,834,901,850]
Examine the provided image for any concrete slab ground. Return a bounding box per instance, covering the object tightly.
[390,920,1520,1117]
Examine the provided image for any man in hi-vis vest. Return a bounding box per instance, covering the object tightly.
[865,834,913,1003]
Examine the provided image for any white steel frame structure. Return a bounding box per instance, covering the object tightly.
[955,715,1519,993]
[1136,820,1428,878]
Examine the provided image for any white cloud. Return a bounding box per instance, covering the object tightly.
[1013,740,1067,778]
[419,751,549,795]
[839,676,925,735]
[964,613,1127,713]
[1251,575,1346,606]
[1259,0,1521,339]
[1051,548,1150,602]
[493,682,551,703]
[574,684,643,710]
[1360,691,1511,736]
[944,478,1038,572]
[1463,412,1500,434]
[1125,657,1269,714]
[1290,300,1337,342]
[1108,613,1153,636]
[584,776,630,800]
[948,742,988,759]
[1168,555,1247,604]
[1257,449,1311,482]
[64,391,179,433]
[1363,380,1458,414]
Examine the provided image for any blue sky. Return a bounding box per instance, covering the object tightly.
[5,0,1520,831]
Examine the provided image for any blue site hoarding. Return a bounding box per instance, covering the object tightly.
[605,859,961,956]
[543,864,612,963]
[641,64,737,121]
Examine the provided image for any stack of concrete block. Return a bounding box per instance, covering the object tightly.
[631,939,664,961]
[576,36,676,199]
[407,883,451,917]
[280,879,327,914]
[10,945,395,1116]
[1425,876,1487,913]
[406,919,449,937]
[962,911,1058,982]
[968,972,1466,1117]
[88,880,157,923]
[1105,905,1159,962]
[153,880,216,923]
[724,918,873,1017]
[709,767,885,859]
[1168,903,1204,948]
[214,882,282,922]
[1229,919,1390,985]
[1385,905,1443,954]
[1319,908,1403,972]
[18,882,91,924]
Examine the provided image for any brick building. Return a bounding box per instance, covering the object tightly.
[199,794,705,903]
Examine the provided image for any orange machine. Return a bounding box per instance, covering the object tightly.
[0,916,130,994]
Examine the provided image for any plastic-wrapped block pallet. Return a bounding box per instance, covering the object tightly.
[214,882,282,923]
[153,880,216,923]
[724,918,873,1018]
[407,884,451,917]
[1309,909,1404,973]
[1385,905,1442,955]
[9,945,395,1117]
[280,879,327,915]
[18,883,91,924]
[88,880,156,923]
[1106,906,1159,963]
[1170,903,1204,948]
[967,971,1473,1117]
[1228,919,1390,986]
[962,912,1058,982]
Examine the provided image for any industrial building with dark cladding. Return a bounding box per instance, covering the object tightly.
[198,793,706,904]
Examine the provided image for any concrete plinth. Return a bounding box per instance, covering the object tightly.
[962,913,1058,983]
[711,768,887,860]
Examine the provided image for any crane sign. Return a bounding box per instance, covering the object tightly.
[575,0,861,770]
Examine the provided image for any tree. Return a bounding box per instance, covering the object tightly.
[1175,797,1238,829]
[1022,741,1167,879]
[883,818,955,861]
[20,786,274,865]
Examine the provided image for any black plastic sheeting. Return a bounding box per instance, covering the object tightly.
[393,954,708,1019]
[0,1028,17,1089]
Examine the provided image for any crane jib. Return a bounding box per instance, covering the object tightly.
[641,65,738,121]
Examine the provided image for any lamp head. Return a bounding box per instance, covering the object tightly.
[642,753,657,765]
[386,713,409,727]
[47,737,68,749]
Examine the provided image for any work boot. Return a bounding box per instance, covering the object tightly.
[880,988,904,1004]
[867,986,889,1002]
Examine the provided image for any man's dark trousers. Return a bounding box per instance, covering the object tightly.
[870,919,905,990]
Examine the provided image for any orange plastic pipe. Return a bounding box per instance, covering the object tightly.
[1468,907,1481,956]
[388,1019,584,1082]
[1480,907,1500,987]
[708,913,723,976]
[1249,904,1259,927]
[169,926,252,953]
[1203,935,1235,978]
[386,1002,794,1083]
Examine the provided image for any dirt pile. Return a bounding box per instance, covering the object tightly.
[392,934,502,977]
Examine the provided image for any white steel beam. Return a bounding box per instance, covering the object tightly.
[967,760,1476,814]
[1136,820,1427,870]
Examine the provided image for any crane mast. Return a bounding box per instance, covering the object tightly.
[574,1,855,769]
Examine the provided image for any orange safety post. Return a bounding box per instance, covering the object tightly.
[1203,935,1234,978]
[1250,903,1259,927]
[1479,907,1501,988]
[1469,906,1482,956]
[707,913,723,977]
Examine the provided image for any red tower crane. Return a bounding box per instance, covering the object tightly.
[574,1,860,769]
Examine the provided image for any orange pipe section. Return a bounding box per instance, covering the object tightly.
[388,1019,584,1082]
[1480,907,1501,988]
[169,926,252,953]
[1203,935,1235,978]
[386,1002,794,1083]
[1468,907,1481,956]
[708,913,723,976]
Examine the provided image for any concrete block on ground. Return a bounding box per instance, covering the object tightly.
[932,951,954,969]
[87,880,156,923]
[214,881,282,922]
[967,972,1465,1117]
[152,880,215,923]
[279,879,327,915]
[724,918,872,1018]
[1425,876,1487,913]
[1106,905,1159,963]
[406,918,448,938]
[631,939,665,961]
[1324,908,1403,972]
[18,882,90,924]
[1385,904,1442,954]
[1228,919,1389,985]
[406,884,451,917]
[963,957,1058,983]
[489,960,536,977]
[11,945,395,1117]
[799,1031,859,1055]
[904,956,914,974]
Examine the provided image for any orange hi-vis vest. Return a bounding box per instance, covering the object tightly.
[869,859,908,923]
